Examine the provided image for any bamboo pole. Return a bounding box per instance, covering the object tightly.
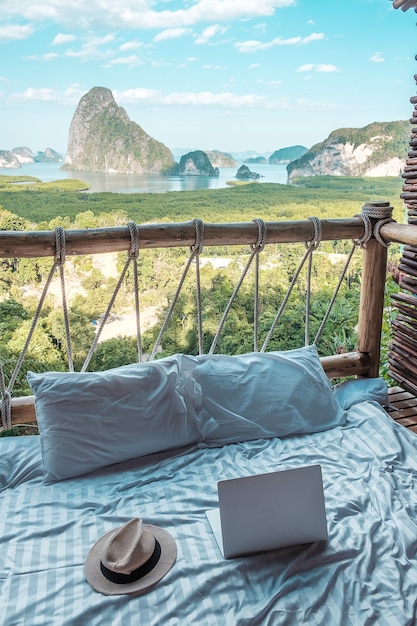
[0,218,365,258]
[1,219,415,260]
[357,203,392,378]
[379,222,417,246]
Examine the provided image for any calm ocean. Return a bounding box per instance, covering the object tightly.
[0,161,289,194]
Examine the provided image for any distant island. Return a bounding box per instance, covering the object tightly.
[0,85,412,182]
[287,121,410,181]
[0,147,63,169]
[269,145,308,164]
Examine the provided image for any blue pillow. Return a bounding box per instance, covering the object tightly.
[183,345,346,445]
[332,377,389,410]
[28,355,202,482]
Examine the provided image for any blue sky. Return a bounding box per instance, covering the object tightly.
[0,0,416,156]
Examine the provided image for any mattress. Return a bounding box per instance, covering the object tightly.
[1,401,417,625]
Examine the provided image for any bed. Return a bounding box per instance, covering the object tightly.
[1,346,417,625]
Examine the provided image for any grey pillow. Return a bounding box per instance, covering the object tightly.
[332,377,389,410]
[28,355,201,482]
[182,345,346,445]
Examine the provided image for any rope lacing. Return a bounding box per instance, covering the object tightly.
[55,227,74,372]
[127,222,142,362]
[0,227,72,430]
[253,219,267,352]
[82,221,141,371]
[0,359,11,431]
[209,218,267,355]
[305,217,322,345]
[190,219,204,355]
[313,212,373,346]
[261,217,322,352]
[150,219,204,360]
[361,202,395,248]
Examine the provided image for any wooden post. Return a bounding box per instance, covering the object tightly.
[357,202,393,378]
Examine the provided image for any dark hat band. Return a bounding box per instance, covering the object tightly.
[100,539,161,585]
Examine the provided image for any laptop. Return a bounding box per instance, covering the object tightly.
[206,464,328,559]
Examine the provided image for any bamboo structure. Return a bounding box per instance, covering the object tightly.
[391,0,417,11]
[388,0,417,393]
[2,212,417,426]
[0,218,365,258]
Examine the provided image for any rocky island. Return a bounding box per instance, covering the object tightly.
[168,150,219,176]
[62,87,175,174]
[236,164,261,180]
[287,121,409,181]
[0,146,63,168]
[269,145,308,164]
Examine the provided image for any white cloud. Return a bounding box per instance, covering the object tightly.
[64,33,116,62]
[161,91,266,107]
[52,33,76,45]
[297,63,338,73]
[294,97,350,111]
[9,87,59,102]
[8,84,85,104]
[154,27,192,42]
[0,23,34,41]
[25,52,59,61]
[370,52,384,63]
[114,87,267,108]
[0,0,296,30]
[203,64,223,70]
[114,87,160,103]
[235,32,324,53]
[120,41,143,51]
[194,24,227,45]
[104,55,143,68]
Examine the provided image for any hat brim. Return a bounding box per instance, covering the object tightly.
[85,524,177,596]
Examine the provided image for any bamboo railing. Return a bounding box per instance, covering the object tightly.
[3,206,417,427]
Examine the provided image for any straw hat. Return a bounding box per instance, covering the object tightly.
[85,518,177,596]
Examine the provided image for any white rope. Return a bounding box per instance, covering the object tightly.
[374,218,395,247]
[209,219,266,355]
[55,227,74,372]
[313,213,373,346]
[0,227,71,429]
[305,217,322,345]
[353,213,373,248]
[81,222,140,371]
[261,218,322,353]
[0,359,11,431]
[127,222,142,362]
[253,219,267,352]
[190,219,204,355]
[150,219,204,361]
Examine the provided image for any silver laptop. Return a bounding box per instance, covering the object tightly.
[206,464,328,559]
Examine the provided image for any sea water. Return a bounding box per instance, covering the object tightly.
[0,161,289,193]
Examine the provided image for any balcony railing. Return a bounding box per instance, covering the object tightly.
[1,201,417,429]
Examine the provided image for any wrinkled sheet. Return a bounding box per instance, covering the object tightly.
[1,401,417,625]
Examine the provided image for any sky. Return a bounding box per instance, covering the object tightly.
[0,0,416,156]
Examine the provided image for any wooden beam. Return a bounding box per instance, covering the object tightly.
[0,219,365,258]
[379,222,417,246]
[357,237,388,378]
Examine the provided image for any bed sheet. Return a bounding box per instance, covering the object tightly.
[1,401,417,626]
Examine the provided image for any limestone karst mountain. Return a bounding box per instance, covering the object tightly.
[12,146,34,164]
[62,87,175,174]
[287,121,410,182]
[269,145,308,164]
[168,150,220,176]
[204,150,237,168]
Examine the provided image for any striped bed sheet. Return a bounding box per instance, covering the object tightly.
[1,400,417,625]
